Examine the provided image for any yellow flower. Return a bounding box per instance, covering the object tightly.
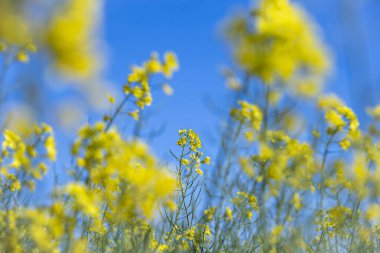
[271,225,283,244]
[201,156,211,165]
[128,66,147,84]
[319,94,360,150]
[107,94,115,104]
[163,51,179,78]
[128,110,140,121]
[181,159,189,166]
[195,168,203,176]
[10,180,21,192]
[231,101,263,131]
[224,206,233,221]
[325,110,346,129]
[184,227,196,240]
[45,0,103,79]
[145,52,163,73]
[239,157,255,178]
[292,193,302,210]
[158,244,169,252]
[177,129,202,152]
[339,139,351,151]
[125,52,179,110]
[366,204,380,224]
[3,130,22,150]
[227,0,330,92]
[65,183,99,218]
[204,207,217,221]
[16,51,29,63]
[246,211,253,220]
[328,206,352,227]
[44,135,57,161]
[178,129,187,135]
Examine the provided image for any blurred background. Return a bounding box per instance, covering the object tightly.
[0,0,379,194]
[102,0,380,156]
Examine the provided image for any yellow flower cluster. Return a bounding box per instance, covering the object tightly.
[124,52,179,110]
[163,224,212,252]
[45,0,103,79]
[0,0,37,63]
[315,206,352,238]
[177,129,202,151]
[71,122,176,219]
[0,0,108,78]
[0,124,55,195]
[0,205,102,252]
[107,52,180,122]
[231,100,263,141]
[231,191,259,220]
[318,94,360,150]
[204,206,217,221]
[0,121,177,252]
[0,209,60,252]
[224,206,234,221]
[176,129,209,176]
[227,0,330,96]
[254,131,315,191]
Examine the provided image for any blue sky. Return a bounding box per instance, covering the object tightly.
[103,0,249,158]
[101,0,380,159]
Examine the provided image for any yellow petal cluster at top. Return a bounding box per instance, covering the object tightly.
[124,52,179,110]
[177,129,202,152]
[45,0,102,79]
[227,0,330,96]
[231,101,263,131]
[318,94,360,150]
[177,129,210,176]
